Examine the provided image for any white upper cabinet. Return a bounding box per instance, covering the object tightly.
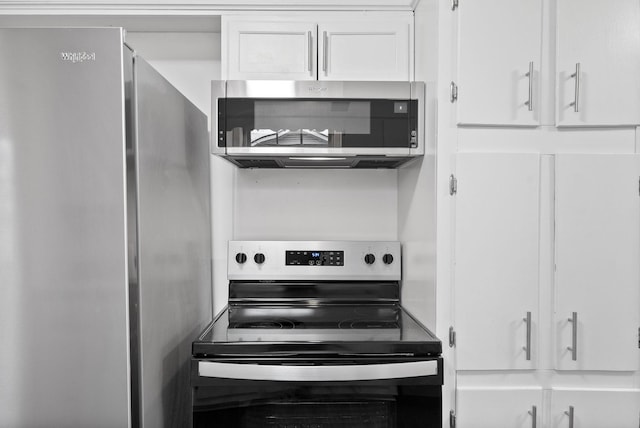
[222,13,413,81]
[456,0,542,126]
[556,0,640,126]
[224,20,317,80]
[317,20,410,81]
[554,154,640,371]
[454,153,540,370]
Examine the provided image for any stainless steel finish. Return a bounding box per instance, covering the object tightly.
[228,241,401,281]
[529,405,537,428]
[449,174,458,195]
[568,312,578,361]
[210,80,426,165]
[199,360,438,381]
[565,406,574,428]
[526,61,534,111]
[523,311,532,360]
[0,27,130,427]
[449,326,456,348]
[133,57,211,428]
[224,80,415,99]
[570,63,580,113]
[211,80,226,156]
[450,81,458,103]
[322,30,328,74]
[307,30,313,75]
[0,28,212,428]
[451,0,459,10]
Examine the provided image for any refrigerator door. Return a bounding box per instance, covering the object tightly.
[0,28,131,427]
[131,57,212,427]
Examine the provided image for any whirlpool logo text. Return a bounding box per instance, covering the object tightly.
[60,52,96,63]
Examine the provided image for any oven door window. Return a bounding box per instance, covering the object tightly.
[218,98,417,149]
[193,376,441,428]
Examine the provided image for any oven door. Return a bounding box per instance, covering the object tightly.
[191,357,442,428]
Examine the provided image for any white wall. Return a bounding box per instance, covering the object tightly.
[234,169,398,241]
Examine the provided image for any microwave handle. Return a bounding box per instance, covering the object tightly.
[199,360,437,382]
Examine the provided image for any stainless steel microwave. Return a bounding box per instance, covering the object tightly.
[211,80,425,168]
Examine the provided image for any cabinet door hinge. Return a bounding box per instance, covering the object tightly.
[450,410,457,428]
[638,327,640,348]
[449,174,457,195]
[451,0,459,11]
[449,326,456,347]
[450,81,458,103]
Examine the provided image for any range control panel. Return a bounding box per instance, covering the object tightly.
[286,250,344,266]
[228,241,401,281]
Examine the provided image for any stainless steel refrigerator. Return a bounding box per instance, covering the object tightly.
[0,27,212,427]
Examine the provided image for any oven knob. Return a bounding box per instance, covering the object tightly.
[235,252,247,264]
[254,253,266,264]
[383,254,394,265]
[364,253,376,265]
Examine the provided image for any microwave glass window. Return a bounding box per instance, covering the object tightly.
[220,98,416,149]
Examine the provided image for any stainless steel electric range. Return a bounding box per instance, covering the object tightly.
[191,241,442,428]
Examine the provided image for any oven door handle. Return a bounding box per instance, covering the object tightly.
[198,360,438,381]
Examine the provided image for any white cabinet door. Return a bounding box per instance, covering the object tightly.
[318,20,410,81]
[454,153,540,370]
[224,21,317,80]
[457,388,542,428]
[457,0,542,126]
[551,389,640,428]
[555,154,640,371]
[556,0,640,126]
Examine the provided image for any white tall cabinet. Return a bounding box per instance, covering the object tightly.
[447,0,640,426]
[554,154,640,372]
[556,0,640,126]
[454,153,540,370]
[457,388,542,428]
[456,0,542,126]
[550,389,640,428]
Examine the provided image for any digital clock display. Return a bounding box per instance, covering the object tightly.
[286,250,344,266]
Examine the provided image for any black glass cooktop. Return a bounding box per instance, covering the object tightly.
[192,304,441,357]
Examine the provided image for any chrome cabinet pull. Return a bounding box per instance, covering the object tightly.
[570,63,580,112]
[567,312,578,361]
[322,31,328,74]
[529,405,537,428]
[523,311,532,360]
[307,31,313,74]
[565,406,574,428]
[525,61,534,111]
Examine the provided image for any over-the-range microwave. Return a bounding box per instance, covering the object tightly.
[211,80,425,168]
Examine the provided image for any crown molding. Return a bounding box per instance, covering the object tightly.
[0,0,420,12]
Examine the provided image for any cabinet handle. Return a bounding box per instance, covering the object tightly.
[570,63,580,112]
[528,405,537,428]
[523,311,532,360]
[307,31,313,75]
[322,31,328,74]
[564,406,574,428]
[567,312,578,361]
[525,61,533,111]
